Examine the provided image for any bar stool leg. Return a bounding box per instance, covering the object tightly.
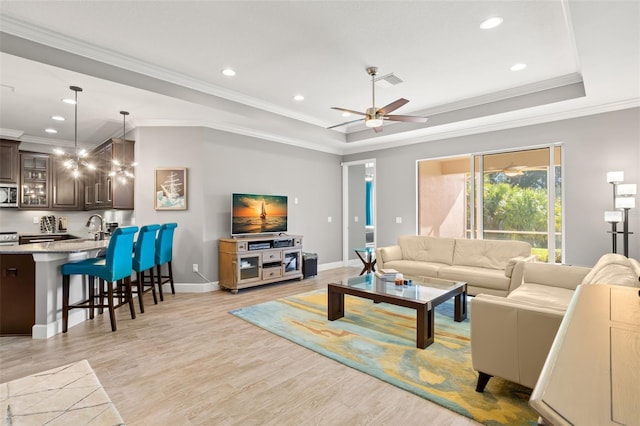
[136,271,145,313]
[88,276,95,320]
[126,276,136,319]
[168,261,175,294]
[157,264,165,302]
[99,279,105,315]
[62,275,70,333]
[107,280,117,332]
[148,268,158,304]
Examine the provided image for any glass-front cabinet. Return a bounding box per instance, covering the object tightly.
[236,253,261,284]
[283,249,302,277]
[20,152,50,208]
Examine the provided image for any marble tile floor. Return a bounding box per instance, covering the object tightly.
[1,359,123,425]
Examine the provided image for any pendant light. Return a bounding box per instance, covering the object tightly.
[110,110,135,184]
[53,85,94,178]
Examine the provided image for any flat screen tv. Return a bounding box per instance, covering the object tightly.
[231,193,288,236]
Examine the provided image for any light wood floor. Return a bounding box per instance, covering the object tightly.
[0,267,478,425]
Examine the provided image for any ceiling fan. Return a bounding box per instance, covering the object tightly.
[328,66,428,133]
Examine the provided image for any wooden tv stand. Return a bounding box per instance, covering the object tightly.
[218,235,303,293]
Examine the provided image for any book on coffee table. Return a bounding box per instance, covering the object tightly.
[376,268,399,281]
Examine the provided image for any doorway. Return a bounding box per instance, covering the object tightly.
[342,159,376,266]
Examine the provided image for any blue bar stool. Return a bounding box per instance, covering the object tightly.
[155,223,177,301]
[61,226,139,333]
[131,224,160,313]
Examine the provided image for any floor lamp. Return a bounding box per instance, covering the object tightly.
[615,185,636,258]
[606,171,636,257]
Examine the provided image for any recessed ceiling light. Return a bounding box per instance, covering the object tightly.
[480,17,503,29]
[293,94,304,101]
[342,112,351,117]
[62,98,76,105]
[222,68,236,77]
[45,128,57,134]
[510,63,527,71]
[51,115,65,121]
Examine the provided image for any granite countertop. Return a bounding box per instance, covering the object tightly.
[0,238,109,255]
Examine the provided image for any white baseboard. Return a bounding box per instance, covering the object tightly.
[163,281,220,293]
[163,262,347,293]
[319,261,346,271]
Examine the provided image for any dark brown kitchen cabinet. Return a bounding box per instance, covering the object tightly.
[110,138,135,209]
[86,138,134,210]
[19,152,50,208]
[0,139,20,184]
[20,151,83,210]
[0,254,36,335]
[51,155,83,210]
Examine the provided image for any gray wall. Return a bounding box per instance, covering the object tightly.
[344,108,640,267]
[132,127,343,283]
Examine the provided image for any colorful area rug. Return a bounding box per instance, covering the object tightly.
[231,289,537,426]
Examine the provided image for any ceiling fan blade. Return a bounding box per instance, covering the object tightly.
[384,115,428,123]
[330,107,368,117]
[377,98,409,115]
[327,118,365,130]
[373,125,384,133]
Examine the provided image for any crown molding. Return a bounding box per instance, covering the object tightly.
[0,128,24,139]
[410,74,584,118]
[0,16,328,128]
[133,119,344,155]
[343,98,640,155]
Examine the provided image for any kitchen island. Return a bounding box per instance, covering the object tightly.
[0,238,109,339]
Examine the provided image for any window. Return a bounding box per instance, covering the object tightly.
[418,145,563,263]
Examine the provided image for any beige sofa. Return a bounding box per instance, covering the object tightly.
[375,235,535,296]
[471,253,640,392]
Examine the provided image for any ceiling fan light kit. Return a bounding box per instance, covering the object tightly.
[329,66,427,133]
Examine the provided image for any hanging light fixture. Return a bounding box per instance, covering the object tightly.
[53,86,94,178]
[110,111,136,184]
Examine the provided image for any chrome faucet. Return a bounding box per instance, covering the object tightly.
[86,214,105,240]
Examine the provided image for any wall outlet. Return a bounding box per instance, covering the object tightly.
[33,216,39,224]
[192,263,199,273]
[327,216,332,223]
[396,217,403,224]
[354,216,359,222]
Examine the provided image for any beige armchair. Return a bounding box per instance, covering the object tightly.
[470,254,640,392]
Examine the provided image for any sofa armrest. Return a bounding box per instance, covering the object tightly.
[506,255,537,292]
[470,294,566,389]
[375,245,402,268]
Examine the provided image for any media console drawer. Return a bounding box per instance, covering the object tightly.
[263,266,283,280]
[262,250,283,262]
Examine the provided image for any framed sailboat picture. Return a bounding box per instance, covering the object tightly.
[155,167,187,210]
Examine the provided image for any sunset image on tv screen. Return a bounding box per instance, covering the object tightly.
[232,193,287,235]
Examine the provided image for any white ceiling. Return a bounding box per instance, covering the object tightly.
[0,0,638,155]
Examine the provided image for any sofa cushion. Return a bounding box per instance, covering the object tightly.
[398,235,455,265]
[581,253,640,287]
[452,239,531,270]
[438,265,510,291]
[382,260,444,278]
[507,283,575,310]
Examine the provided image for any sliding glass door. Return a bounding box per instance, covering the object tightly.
[417,145,562,262]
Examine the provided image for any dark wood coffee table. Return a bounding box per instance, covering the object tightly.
[327,274,467,349]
